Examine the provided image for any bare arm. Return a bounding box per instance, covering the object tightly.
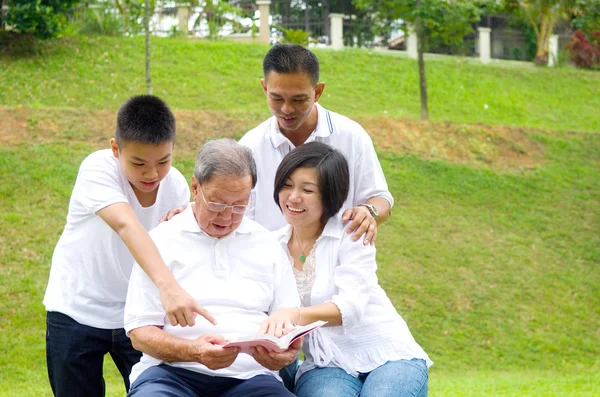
[97,202,215,326]
[260,302,342,337]
[296,302,342,326]
[368,196,391,225]
[129,326,239,370]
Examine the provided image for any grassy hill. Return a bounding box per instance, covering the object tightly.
[0,36,599,396]
[1,36,599,132]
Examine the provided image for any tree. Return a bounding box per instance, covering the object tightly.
[353,0,496,120]
[513,0,574,65]
[144,0,152,94]
[571,0,600,36]
[173,0,250,39]
[115,0,154,35]
[2,0,81,39]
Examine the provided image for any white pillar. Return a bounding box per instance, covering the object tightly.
[478,27,491,64]
[176,4,190,34]
[406,23,417,59]
[329,13,344,50]
[256,0,271,44]
[548,34,559,67]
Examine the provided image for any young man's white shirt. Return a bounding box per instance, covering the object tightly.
[274,215,432,380]
[239,103,394,231]
[125,206,300,384]
[43,149,190,329]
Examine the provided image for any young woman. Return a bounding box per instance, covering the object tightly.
[261,142,432,397]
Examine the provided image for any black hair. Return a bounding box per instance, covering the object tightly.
[115,95,176,146]
[263,44,320,85]
[274,142,349,223]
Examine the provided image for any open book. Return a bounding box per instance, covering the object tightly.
[223,320,327,353]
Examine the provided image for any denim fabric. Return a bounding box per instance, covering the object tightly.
[46,311,142,397]
[279,359,300,392]
[128,364,295,397]
[295,359,428,397]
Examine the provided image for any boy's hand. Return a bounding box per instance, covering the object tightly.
[159,204,188,223]
[159,282,217,327]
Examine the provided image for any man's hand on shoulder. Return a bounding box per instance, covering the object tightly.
[341,205,378,246]
[159,281,217,327]
[159,204,188,223]
[250,338,302,371]
[192,334,240,370]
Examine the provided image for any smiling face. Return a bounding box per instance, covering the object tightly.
[261,71,325,138]
[111,138,173,200]
[191,173,252,238]
[278,167,324,229]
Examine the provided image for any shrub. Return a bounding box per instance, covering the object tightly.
[274,25,310,46]
[566,30,600,70]
[3,0,81,39]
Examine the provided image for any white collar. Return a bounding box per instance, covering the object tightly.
[267,103,334,149]
[276,214,344,246]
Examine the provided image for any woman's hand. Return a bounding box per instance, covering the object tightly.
[259,308,300,337]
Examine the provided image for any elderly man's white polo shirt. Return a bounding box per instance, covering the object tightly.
[125,205,300,384]
[239,103,394,231]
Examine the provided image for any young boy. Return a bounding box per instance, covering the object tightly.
[43,95,214,397]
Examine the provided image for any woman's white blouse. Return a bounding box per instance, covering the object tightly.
[289,244,317,307]
[276,216,433,379]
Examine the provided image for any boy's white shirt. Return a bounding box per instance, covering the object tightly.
[43,149,190,329]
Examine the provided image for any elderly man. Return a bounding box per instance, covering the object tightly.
[124,139,301,397]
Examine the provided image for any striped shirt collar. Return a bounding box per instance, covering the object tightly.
[268,103,334,149]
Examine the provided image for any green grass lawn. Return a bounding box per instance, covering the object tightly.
[1,36,599,396]
[1,36,599,132]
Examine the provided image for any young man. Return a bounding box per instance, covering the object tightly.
[238,44,393,246]
[43,95,213,397]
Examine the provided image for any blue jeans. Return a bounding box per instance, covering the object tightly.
[279,359,300,392]
[46,311,142,397]
[128,364,295,397]
[295,359,428,397]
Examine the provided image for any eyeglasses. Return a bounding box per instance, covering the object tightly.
[199,186,251,215]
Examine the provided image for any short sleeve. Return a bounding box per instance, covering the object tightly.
[71,153,129,216]
[352,131,394,208]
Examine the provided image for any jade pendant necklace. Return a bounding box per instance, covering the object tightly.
[292,227,321,262]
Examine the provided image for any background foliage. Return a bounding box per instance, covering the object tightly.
[3,0,81,39]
